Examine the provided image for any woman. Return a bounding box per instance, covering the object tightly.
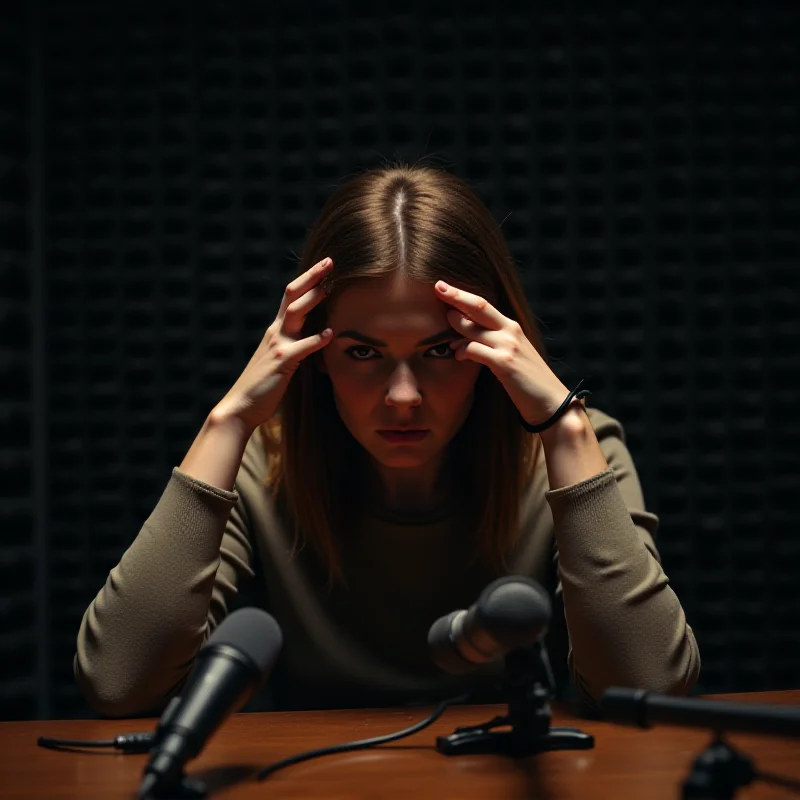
[74,163,700,717]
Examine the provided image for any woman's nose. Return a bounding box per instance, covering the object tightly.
[384,363,422,407]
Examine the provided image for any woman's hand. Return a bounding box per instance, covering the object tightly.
[435,280,573,427]
[213,257,335,433]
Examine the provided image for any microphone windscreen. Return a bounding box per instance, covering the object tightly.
[203,607,283,673]
[428,611,475,674]
[476,577,551,649]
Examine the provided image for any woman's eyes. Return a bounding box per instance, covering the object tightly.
[345,343,456,361]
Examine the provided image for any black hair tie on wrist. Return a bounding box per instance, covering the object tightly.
[518,379,592,433]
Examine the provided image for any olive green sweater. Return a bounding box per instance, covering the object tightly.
[74,407,700,717]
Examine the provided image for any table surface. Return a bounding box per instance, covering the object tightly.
[1,690,798,799]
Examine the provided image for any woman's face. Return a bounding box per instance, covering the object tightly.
[318,274,483,469]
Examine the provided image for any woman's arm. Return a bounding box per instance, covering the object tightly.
[73,417,261,718]
[539,402,612,490]
[542,407,701,708]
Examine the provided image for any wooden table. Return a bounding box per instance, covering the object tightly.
[1,690,798,799]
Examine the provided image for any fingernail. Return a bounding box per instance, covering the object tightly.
[436,281,449,292]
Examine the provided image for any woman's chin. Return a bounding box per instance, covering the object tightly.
[373,452,429,467]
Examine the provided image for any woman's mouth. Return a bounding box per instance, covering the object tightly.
[377,430,430,444]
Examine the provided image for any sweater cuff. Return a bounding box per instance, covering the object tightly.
[545,466,615,505]
[544,467,624,554]
[171,466,239,505]
[544,467,641,567]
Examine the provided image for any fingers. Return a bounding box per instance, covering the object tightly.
[276,257,333,330]
[282,285,330,338]
[282,326,334,363]
[436,282,506,331]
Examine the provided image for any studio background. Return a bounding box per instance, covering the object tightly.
[1,0,798,720]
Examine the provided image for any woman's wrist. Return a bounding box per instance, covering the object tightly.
[537,400,589,446]
[178,408,255,493]
[538,402,609,490]
[208,404,257,439]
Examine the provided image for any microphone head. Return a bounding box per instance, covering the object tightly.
[474,576,551,650]
[428,611,475,674]
[202,607,283,674]
[427,577,552,675]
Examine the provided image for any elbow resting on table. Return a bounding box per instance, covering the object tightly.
[574,628,702,708]
[73,652,182,719]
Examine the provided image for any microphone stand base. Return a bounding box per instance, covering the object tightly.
[681,734,756,800]
[436,644,595,758]
[142,774,208,799]
[436,724,594,757]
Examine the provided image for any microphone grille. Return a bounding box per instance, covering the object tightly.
[477,576,551,649]
[428,610,475,674]
[205,607,283,672]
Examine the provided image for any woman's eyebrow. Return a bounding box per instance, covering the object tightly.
[334,329,456,347]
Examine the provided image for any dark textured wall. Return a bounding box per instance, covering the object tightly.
[1,4,33,720]
[2,0,799,719]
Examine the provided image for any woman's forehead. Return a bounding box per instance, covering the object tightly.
[329,275,443,318]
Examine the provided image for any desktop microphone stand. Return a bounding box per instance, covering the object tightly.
[600,685,800,799]
[142,773,208,800]
[436,642,595,757]
[139,696,209,799]
[681,733,757,800]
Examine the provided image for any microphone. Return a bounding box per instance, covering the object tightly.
[600,688,800,738]
[138,607,283,799]
[428,576,552,674]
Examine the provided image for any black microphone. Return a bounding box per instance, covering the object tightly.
[600,688,800,738]
[138,607,283,799]
[428,576,552,674]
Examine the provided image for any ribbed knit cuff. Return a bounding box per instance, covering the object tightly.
[544,466,615,505]
[544,467,641,567]
[171,466,239,505]
[545,467,627,561]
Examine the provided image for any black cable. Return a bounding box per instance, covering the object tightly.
[35,690,474,760]
[256,691,471,780]
[755,769,800,793]
[37,732,155,753]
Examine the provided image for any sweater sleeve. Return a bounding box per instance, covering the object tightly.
[73,463,257,718]
[545,412,701,709]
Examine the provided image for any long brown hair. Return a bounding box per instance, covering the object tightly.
[258,161,548,586]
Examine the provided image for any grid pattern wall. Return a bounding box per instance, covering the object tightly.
[11,0,800,718]
[0,6,33,719]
